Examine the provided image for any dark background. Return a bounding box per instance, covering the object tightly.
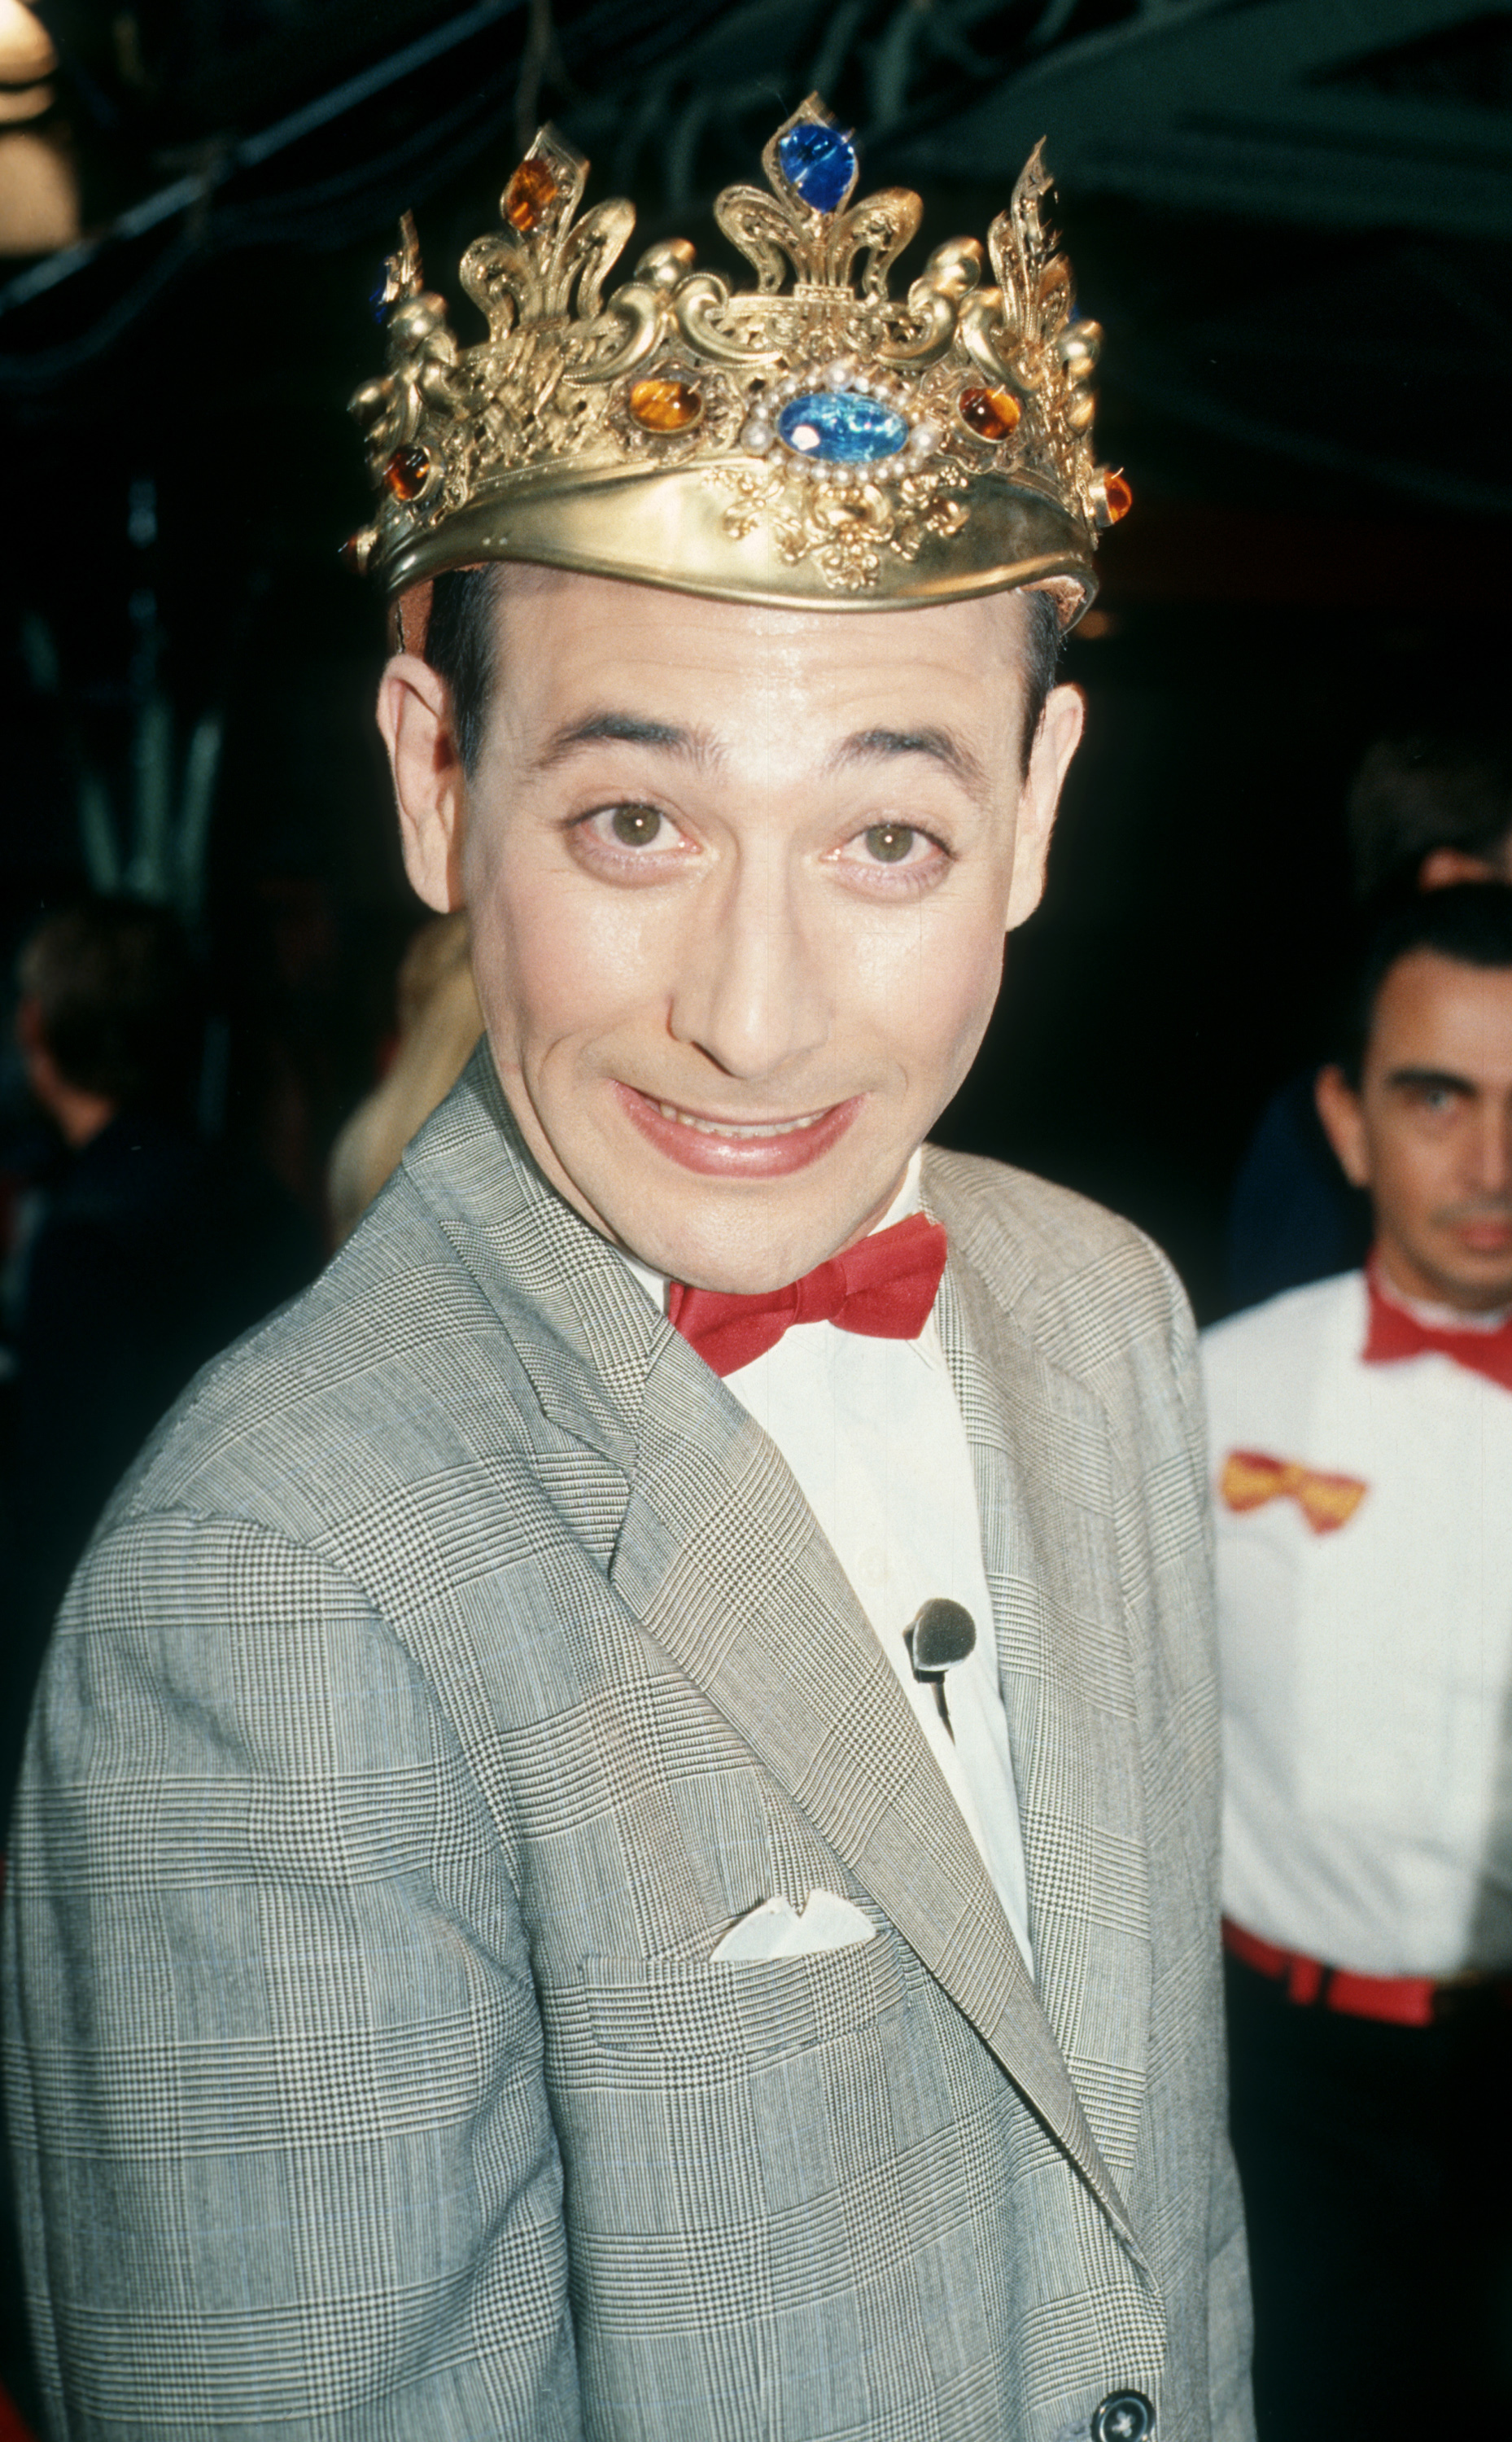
[3,0,1511,1320]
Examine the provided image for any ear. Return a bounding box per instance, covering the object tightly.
[1005,681,1085,931]
[376,652,467,912]
[1418,845,1499,891]
[1314,1062,1371,1188]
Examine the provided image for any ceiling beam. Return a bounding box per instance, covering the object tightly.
[899,0,1512,236]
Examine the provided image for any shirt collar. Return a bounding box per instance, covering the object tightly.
[1369,1249,1510,1337]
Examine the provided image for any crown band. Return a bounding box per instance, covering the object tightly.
[347,98,1129,621]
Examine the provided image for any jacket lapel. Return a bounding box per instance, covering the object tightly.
[408,1059,1143,2249]
[607,1328,1140,2247]
[927,1155,1154,2195]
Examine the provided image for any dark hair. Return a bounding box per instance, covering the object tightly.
[1016,587,1063,771]
[17,897,198,1109]
[422,564,1063,778]
[1347,721,1512,904]
[422,565,505,775]
[1338,882,1512,1086]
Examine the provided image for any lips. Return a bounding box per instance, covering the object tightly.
[1453,1221,1512,1254]
[614,1083,860,1177]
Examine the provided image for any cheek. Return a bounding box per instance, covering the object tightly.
[1375,1125,1454,1221]
[466,846,674,1055]
[856,900,1005,1081]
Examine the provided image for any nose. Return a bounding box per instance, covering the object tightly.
[1473,1096,1512,1199]
[667,854,830,1083]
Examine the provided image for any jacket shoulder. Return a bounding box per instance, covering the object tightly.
[923,1143,1193,1380]
[97,1163,545,1549]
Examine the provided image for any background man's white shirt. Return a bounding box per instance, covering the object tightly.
[1203,1268,1512,1976]
[626,1151,1034,1974]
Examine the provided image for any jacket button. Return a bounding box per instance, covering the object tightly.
[1090,2394,1155,2442]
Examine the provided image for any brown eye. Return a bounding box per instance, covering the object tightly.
[864,823,916,863]
[610,805,662,848]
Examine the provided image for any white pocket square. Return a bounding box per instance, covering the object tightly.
[711,1890,875,1963]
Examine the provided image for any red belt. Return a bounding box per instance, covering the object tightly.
[1221,1916,1510,2028]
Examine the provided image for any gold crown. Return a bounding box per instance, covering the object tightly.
[346,96,1129,619]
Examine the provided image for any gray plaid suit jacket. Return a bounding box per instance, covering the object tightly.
[6,1049,1251,2441]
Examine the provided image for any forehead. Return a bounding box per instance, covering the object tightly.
[1370,950,1512,1078]
[483,568,1031,755]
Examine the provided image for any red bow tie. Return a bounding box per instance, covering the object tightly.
[668,1210,948,1378]
[1363,1261,1512,1393]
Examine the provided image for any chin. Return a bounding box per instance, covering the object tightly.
[617,1176,894,1295]
[622,1218,847,1298]
[1422,1249,1512,1312]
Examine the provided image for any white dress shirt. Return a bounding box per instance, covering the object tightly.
[624,1154,1034,1974]
[1203,1269,1512,1976]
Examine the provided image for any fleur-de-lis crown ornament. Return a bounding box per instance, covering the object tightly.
[347,97,1129,619]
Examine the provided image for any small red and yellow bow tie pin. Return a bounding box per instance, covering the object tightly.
[1220,1449,1368,1535]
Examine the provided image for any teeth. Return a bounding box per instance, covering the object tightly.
[654,1101,824,1140]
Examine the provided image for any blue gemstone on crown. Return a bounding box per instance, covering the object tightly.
[777,391,909,464]
[776,121,858,215]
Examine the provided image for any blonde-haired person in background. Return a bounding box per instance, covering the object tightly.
[327,909,483,1244]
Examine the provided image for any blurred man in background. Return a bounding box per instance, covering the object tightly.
[1204,884,1512,2439]
[2,897,315,1825]
[1226,717,1512,1311]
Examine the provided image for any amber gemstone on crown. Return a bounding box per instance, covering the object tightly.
[628,378,704,433]
[504,157,558,234]
[1097,468,1134,527]
[382,444,432,501]
[958,384,1021,443]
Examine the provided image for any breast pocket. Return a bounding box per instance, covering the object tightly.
[557,1929,931,2225]
[577,1923,909,2066]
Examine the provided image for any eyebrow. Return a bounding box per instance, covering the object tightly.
[825,726,990,802]
[1383,1066,1476,1095]
[535,711,723,772]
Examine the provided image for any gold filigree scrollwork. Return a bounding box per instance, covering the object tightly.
[710,457,971,595]
[460,127,635,340]
[877,239,985,369]
[573,279,669,383]
[714,178,922,300]
[380,211,423,312]
[346,103,1118,598]
[351,287,463,461]
[981,141,1103,516]
[671,272,785,370]
[713,95,920,301]
[990,140,1060,340]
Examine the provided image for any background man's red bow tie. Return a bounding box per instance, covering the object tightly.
[668,1211,948,1377]
[1364,1263,1512,1392]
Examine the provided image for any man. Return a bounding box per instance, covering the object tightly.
[6,107,1248,2440]
[1204,884,1512,2439]
[1226,716,1512,1311]
[1348,718,1512,902]
[2,898,315,1827]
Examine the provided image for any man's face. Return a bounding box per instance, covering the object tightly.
[1317,951,1512,1312]
[384,570,1082,1293]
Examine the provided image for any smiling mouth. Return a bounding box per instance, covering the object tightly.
[615,1082,860,1175]
[649,1101,829,1141]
